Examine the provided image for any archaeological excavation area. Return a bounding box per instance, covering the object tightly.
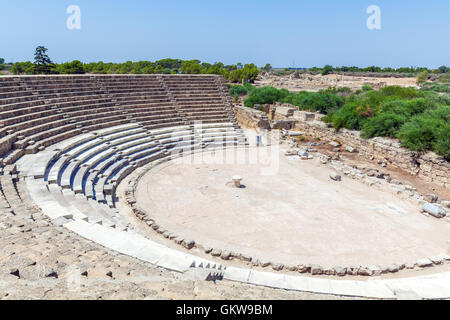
[0,75,449,299]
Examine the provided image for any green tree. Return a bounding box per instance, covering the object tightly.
[11,61,34,75]
[240,63,259,83]
[262,63,272,72]
[321,65,333,76]
[57,60,85,74]
[33,46,55,74]
[438,65,449,74]
[416,70,429,85]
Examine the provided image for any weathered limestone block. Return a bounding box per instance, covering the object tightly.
[417,258,433,268]
[422,203,446,218]
[182,239,195,250]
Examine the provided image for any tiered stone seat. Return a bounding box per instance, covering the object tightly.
[1,74,247,225]
[0,164,38,218]
[0,76,130,165]
[41,122,243,209]
[163,76,234,125]
[97,76,186,130]
[0,75,253,286]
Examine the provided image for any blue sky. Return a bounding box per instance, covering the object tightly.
[1,0,449,68]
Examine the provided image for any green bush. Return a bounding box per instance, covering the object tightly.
[397,106,450,159]
[244,87,289,108]
[328,102,369,130]
[56,60,85,74]
[361,112,408,138]
[434,128,450,160]
[282,91,344,114]
[229,85,249,99]
[321,65,333,76]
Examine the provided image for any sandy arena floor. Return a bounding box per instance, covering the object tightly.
[135,147,449,268]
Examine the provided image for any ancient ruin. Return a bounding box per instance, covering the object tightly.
[0,74,449,300]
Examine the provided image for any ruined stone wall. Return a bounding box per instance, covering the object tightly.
[233,105,271,130]
[292,112,449,188]
[235,103,449,187]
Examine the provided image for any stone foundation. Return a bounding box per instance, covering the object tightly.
[293,116,449,188]
[233,105,271,130]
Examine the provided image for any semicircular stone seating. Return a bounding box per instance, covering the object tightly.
[0,74,247,239]
[2,75,450,298]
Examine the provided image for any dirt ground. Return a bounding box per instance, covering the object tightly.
[134,147,449,269]
[297,136,450,201]
[255,73,418,92]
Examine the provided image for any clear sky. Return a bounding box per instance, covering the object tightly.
[1,0,449,68]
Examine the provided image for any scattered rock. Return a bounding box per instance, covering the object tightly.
[330,172,341,181]
[329,141,341,148]
[251,259,260,267]
[320,156,331,164]
[287,265,298,272]
[220,251,232,260]
[211,249,222,257]
[334,267,347,277]
[380,266,390,274]
[428,255,445,265]
[367,170,377,177]
[260,261,271,268]
[387,264,399,273]
[0,222,13,229]
[357,267,373,276]
[310,265,323,275]
[424,194,438,203]
[182,239,195,250]
[204,247,213,254]
[417,258,433,268]
[441,201,450,209]
[174,237,184,245]
[323,268,335,276]
[347,266,359,276]
[239,254,252,262]
[367,265,381,276]
[422,203,446,218]
[297,265,311,273]
[272,264,284,271]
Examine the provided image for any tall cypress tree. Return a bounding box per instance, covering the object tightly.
[33,46,54,74]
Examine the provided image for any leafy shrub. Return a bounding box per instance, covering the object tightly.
[229,85,250,99]
[56,60,85,74]
[361,112,408,138]
[282,91,344,114]
[417,70,429,85]
[328,102,369,130]
[321,65,333,76]
[244,87,289,108]
[379,86,420,99]
[434,128,450,160]
[397,106,450,159]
